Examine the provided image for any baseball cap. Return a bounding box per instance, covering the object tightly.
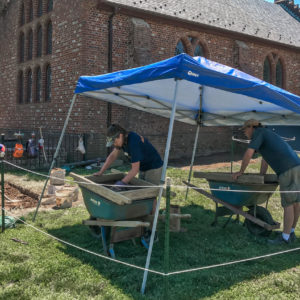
[106,124,126,147]
[240,119,261,130]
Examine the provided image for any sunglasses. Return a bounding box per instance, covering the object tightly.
[106,133,121,146]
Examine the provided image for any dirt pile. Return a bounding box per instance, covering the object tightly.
[0,182,37,209]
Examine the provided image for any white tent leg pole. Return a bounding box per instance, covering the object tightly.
[185,124,200,200]
[141,80,180,294]
[32,94,78,222]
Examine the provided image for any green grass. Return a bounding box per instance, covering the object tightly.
[1,160,300,299]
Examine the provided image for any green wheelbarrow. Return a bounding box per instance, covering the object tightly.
[70,172,159,257]
[184,172,281,236]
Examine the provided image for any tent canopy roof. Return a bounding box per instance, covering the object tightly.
[75,54,300,126]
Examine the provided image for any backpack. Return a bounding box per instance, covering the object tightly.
[13,143,24,158]
[26,138,38,158]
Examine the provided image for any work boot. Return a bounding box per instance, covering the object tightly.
[290,232,296,243]
[268,234,290,245]
[273,231,296,243]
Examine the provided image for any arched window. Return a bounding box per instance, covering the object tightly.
[263,57,271,83]
[27,29,33,60]
[37,25,42,57]
[20,2,25,26]
[194,44,204,57]
[19,32,25,63]
[276,60,283,88]
[46,21,52,54]
[28,0,33,22]
[18,72,24,104]
[37,0,43,17]
[175,40,186,55]
[26,69,32,103]
[45,65,51,101]
[36,67,42,102]
[47,0,53,12]
[263,53,285,88]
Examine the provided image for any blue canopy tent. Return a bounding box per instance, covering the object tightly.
[33,53,300,293]
[75,53,300,126]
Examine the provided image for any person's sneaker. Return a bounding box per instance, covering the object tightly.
[274,231,296,243]
[268,234,290,245]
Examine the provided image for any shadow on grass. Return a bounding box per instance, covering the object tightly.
[45,204,300,300]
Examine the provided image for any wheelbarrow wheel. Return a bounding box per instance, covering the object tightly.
[88,217,109,239]
[245,206,275,237]
[89,224,102,239]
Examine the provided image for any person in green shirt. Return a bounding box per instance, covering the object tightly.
[233,119,300,244]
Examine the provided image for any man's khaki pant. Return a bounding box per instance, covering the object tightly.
[139,167,163,214]
[139,167,162,185]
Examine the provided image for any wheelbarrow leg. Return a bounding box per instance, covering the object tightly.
[101,226,108,255]
[108,227,116,258]
[141,236,149,249]
[222,214,233,228]
[211,203,219,226]
[109,244,116,258]
[234,214,240,224]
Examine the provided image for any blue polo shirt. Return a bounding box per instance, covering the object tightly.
[248,127,300,175]
[122,132,163,171]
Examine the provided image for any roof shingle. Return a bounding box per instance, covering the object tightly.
[106,0,300,47]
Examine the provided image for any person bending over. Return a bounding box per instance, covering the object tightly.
[232,119,300,244]
[94,124,163,187]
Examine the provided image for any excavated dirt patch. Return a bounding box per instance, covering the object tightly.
[1,175,84,217]
[1,182,38,209]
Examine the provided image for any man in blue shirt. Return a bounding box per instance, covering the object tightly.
[233,119,300,244]
[94,124,163,187]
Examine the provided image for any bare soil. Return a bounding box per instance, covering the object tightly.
[181,161,233,170]
[1,176,84,217]
[1,182,37,209]
[181,157,260,170]
[170,151,242,168]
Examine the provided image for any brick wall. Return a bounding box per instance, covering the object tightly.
[0,0,299,162]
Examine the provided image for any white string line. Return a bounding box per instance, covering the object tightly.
[3,160,300,194]
[2,207,300,277]
[0,207,165,276]
[167,246,300,276]
[3,160,165,189]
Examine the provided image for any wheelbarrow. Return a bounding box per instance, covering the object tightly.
[184,172,281,236]
[70,172,159,257]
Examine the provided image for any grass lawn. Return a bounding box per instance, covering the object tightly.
[1,160,300,299]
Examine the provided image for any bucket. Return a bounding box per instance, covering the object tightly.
[48,184,65,195]
[50,168,66,186]
[55,187,78,208]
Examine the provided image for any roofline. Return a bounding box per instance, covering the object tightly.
[97,0,300,51]
[275,0,300,22]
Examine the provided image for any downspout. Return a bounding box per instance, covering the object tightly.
[107,9,115,127]
[107,9,115,155]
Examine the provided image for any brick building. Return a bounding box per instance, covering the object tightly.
[0,0,299,161]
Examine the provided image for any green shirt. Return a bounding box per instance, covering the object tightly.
[248,127,300,175]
